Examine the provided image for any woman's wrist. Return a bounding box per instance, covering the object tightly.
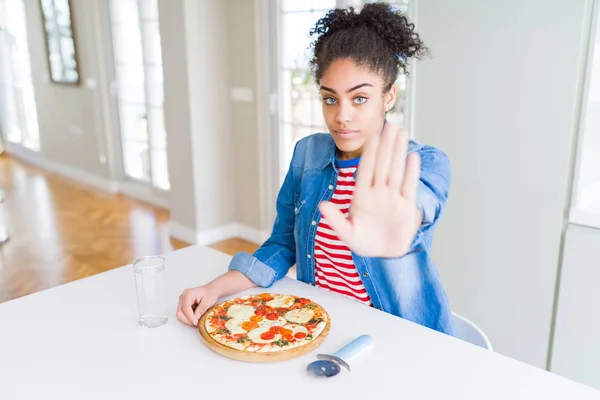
[207,270,255,297]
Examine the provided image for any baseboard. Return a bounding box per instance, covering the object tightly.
[168,220,198,244]
[49,160,119,194]
[6,144,118,194]
[5,144,176,210]
[117,181,169,210]
[195,223,240,245]
[234,223,269,244]
[169,221,268,246]
[7,144,268,245]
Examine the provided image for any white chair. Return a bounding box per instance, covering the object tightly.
[452,312,493,351]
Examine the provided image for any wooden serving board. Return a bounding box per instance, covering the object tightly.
[197,303,331,363]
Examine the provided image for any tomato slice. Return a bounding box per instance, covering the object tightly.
[241,321,258,331]
[298,298,311,306]
[282,334,294,342]
[269,326,283,333]
[254,308,266,316]
[265,313,279,321]
[260,331,275,340]
[250,315,263,322]
[294,332,307,339]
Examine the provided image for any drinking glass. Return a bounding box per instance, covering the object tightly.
[133,255,168,328]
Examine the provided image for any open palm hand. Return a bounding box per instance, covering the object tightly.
[319,123,422,258]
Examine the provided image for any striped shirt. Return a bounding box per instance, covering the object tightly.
[314,158,372,306]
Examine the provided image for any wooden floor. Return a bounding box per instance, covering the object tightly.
[0,154,259,304]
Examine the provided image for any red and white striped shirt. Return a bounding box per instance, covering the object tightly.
[314,162,372,306]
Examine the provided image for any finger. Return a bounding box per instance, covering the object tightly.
[176,294,188,322]
[181,293,200,326]
[176,294,182,314]
[373,123,398,186]
[194,298,211,320]
[401,152,421,202]
[319,201,353,245]
[388,130,409,190]
[176,298,183,321]
[354,133,379,198]
[176,310,194,327]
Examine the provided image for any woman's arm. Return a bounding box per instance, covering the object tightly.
[409,142,451,249]
[176,270,256,326]
[319,124,448,258]
[227,142,301,287]
[176,142,303,327]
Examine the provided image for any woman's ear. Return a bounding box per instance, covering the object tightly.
[384,84,397,112]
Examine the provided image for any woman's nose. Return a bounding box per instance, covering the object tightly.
[336,102,353,124]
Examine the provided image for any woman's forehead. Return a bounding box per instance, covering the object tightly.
[320,58,384,89]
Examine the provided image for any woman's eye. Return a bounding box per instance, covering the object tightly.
[323,97,337,105]
[354,96,367,104]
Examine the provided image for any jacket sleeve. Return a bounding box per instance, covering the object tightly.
[227,144,299,287]
[411,144,451,248]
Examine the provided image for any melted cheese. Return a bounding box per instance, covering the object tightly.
[226,304,256,320]
[223,304,259,335]
[266,295,296,309]
[225,318,247,335]
[285,308,314,324]
[247,325,281,344]
[261,316,287,328]
[287,324,308,336]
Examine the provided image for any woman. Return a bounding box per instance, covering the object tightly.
[177,3,454,335]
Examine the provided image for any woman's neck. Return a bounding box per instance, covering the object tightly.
[337,148,362,160]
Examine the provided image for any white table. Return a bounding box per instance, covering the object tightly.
[0,245,598,399]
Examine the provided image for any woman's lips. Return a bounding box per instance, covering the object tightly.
[335,130,357,138]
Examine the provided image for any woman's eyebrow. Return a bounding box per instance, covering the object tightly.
[320,83,373,94]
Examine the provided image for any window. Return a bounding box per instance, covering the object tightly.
[109,0,169,190]
[276,0,413,184]
[39,0,79,84]
[571,5,600,228]
[0,0,40,151]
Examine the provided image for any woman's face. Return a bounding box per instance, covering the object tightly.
[319,58,396,160]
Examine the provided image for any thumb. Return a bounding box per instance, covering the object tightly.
[319,201,353,245]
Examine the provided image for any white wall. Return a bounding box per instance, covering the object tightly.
[158,0,199,237]
[414,0,592,368]
[21,0,112,180]
[576,14,600,208]
[227,0,262,232]
[5,0,265,245]
[551,224,600,389]
[160,0,246,243]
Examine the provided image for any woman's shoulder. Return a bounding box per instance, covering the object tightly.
[409,139,449,165]
[295,132,334,150]
[409,139,451,185]
[290,132,336,169]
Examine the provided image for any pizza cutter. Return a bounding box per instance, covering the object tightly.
[307,334,374,377]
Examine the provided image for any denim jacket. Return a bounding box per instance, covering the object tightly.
[228,133,454,335]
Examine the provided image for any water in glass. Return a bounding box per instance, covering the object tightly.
[133,256,168,328]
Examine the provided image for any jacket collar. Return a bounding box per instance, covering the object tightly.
[318,119,389,171]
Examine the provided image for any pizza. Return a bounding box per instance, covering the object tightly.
[203,293,329,353]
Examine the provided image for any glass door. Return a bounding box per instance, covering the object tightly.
[108,0,169,190]
[0,0,40,151]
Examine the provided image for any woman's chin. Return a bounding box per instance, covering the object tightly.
[332,139,363,158]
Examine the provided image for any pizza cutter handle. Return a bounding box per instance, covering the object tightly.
[332,334,374,363]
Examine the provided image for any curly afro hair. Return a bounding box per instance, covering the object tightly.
[309,2,427,91]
